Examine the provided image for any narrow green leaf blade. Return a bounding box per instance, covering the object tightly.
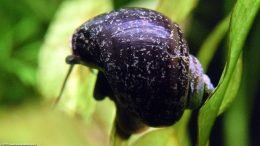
[198,0,259,146]
[218,55,243,115]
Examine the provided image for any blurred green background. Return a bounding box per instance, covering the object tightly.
[0,0,259,146]
[0,0,62,104]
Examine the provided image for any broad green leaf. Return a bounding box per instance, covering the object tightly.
[198,0,259,146]
[132,128,179,146]
[198,15,230,70]
[126,0,159,9]
[38,0,114,145]
[157,0,198,24]
[129,111,191,146]
[38,0,112,117]
[38,1,114,146]
[172,111,192,146]
[0,105,89,146]
[218,55,242,115]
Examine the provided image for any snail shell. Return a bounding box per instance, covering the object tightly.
[67,7,214,138]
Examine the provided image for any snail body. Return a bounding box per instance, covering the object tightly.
[67,8,214,139]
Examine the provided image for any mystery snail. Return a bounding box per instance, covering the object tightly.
[61,7,214,139]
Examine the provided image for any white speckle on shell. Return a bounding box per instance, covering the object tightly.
[71,8,204,127]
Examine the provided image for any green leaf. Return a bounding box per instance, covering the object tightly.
[0,105,89,146]
[38,0,112,112]
[198,15,230,70]
[38,1,115,146]
[132,128,179,146]
[218,55,242,115]
[157,0,199,24]
[223,13,260,146]
[198,0,259,146]
[125,0,159,9]
[130,111,192,146]
[172,111,192,146]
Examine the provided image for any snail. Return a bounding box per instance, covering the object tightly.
[60,7,214,139]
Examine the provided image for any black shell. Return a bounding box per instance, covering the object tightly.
[71,8,190,126]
